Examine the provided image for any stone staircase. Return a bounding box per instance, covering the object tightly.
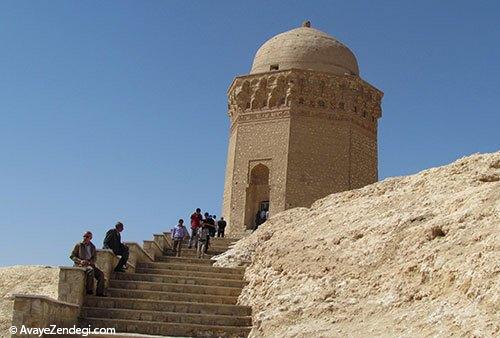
[78,236,252,337]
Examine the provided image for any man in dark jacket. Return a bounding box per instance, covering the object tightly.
[217,217,227,238]
[202,213,215,253]
[70,231,105,296]
[103,222,129,272]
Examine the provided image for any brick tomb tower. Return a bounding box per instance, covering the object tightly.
[222,22,383,235]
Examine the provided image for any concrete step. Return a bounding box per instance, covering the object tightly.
[135,267,244,280]
[176,242,232,249]
[109,279,243,297]
[137,262,245,275]
[106,287,239,305]
[85,296,252,316]
[81,317,251,338]
[82,307,252,327]
[113,272,247,288]
[162,250,216,258]
[170,241,233,251]
[167,249,228,257]
[72,233,247,338]
[155,256,215,265]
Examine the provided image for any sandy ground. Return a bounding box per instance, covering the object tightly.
[215,152,500,337]
[0,266,59,336]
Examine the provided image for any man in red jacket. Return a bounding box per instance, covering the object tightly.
[188,208,202,249]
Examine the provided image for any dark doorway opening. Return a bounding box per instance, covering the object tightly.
[244,164,270,230]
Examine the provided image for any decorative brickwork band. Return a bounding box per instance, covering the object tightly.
[228,69,382,133]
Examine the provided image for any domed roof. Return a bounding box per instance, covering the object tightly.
[250,22,359,76]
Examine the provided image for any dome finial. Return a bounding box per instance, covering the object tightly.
[302,20,311,28]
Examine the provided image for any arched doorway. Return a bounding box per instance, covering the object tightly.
[244,164,270,230]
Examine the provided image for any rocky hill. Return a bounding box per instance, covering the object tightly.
[215,152,500,337]
[0,266,59,336]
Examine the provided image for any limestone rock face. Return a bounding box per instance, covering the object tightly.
[215,152,500,337]
[0,266,59,337]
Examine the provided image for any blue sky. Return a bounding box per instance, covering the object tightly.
[1,1,498,266]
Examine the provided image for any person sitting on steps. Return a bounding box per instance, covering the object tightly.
[103,221,129,272]
[171,219,188,257]
[70,231,106,297]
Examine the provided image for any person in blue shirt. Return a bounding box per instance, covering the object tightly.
[171,219,188,257]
